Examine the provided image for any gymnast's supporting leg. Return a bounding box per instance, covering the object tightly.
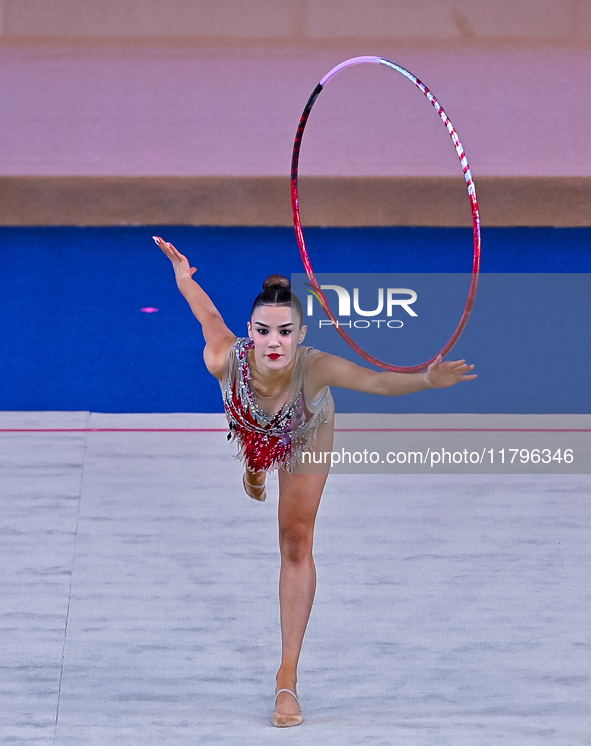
[274,470,328,724]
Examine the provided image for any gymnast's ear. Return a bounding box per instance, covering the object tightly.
[298,324,307,344]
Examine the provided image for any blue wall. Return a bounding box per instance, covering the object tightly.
[0,226,589,413]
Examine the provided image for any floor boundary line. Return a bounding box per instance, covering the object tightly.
[2,428,591,434]
[52,416,88,744]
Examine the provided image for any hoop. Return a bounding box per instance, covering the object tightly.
[291,56,481,372]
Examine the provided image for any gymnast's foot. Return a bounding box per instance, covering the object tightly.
[242,470,267,502]
[271,683,304,728]
[273,673,302,727]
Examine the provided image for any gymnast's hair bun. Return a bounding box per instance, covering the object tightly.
[252,274,302,321]
[263,275,291,291]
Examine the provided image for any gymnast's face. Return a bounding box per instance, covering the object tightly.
[247,305,307,372]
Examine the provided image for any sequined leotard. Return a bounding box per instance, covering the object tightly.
[221,337,333,473]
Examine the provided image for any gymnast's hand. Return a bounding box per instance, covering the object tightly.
[425,355,477,388]
[153,236,197,286]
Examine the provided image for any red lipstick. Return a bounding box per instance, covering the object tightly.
[267,353,281,360]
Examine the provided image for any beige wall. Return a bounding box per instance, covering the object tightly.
[2,0,591,41]
[2,176,591,227]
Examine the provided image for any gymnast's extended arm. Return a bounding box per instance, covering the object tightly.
[306,351,476,398]
[154,236,236,379]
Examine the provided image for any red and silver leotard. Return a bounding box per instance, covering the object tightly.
[221,337,333,473]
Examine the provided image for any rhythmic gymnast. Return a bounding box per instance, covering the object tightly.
[155,235,476,727]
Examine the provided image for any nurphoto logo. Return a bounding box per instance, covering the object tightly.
[306,284,418,330]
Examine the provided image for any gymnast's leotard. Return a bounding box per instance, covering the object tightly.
[221,337,333,473]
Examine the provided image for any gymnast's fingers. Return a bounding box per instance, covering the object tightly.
[153,235,172,257]
[169,243,189,264]
[153,236,186,264]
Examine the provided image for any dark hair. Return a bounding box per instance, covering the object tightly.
[251,275,304,324]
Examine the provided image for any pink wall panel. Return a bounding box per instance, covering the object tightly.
[0,42,589,179]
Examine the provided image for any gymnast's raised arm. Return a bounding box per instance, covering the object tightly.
[306,350,476,399]
[154,236,236,379]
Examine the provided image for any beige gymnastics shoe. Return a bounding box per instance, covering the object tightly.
[242,472,267,502]
[272,688,303,727]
